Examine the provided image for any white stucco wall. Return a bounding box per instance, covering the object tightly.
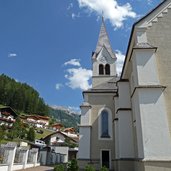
[53,146,69,163]
[50,133,65,144]
[78,127,91,159]
[134,50,160,86]
[114,117,119,159]
[138,88,171,159]
[0,165,8,171]
[13,164,23,170]
[118,111,134,158]
[117,81,131,109]
[132,90,144,158]
[80,107,91,125]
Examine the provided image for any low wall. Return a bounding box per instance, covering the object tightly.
[13,164,24,170]
[0,164,8,171]
[0,143,40,171]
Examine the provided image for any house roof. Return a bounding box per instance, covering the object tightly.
[21,115,49,121]
[43,131,78,143]
[121,0,169,78]
[52,123,64,127]
[0,106,18,117]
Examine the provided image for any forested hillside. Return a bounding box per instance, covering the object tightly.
[0,74,49,115]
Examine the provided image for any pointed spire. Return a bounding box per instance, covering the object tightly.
[95,17,116,59]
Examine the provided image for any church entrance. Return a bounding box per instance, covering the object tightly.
[101,150,110,169]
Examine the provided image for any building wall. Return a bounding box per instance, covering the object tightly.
[146,8,171,134]
[78,127,91,159]
[87,93,115,170]
[50,133,65,145]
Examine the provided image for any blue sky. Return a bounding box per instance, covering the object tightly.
[0,0,161,112]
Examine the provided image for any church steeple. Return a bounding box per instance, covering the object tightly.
[95,17,116,59]
[92,17,117,88]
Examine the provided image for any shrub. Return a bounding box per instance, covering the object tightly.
[54,164,65,171]
[100,166,109,171]
[85,165,96,171]
[67,159,78,171]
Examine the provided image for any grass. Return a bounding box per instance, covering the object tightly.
[35,127,55,139]
[0,104,6,108]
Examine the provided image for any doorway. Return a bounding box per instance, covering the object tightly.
[101,150,110,169]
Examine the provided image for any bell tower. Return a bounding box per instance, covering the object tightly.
[92,17,117,88]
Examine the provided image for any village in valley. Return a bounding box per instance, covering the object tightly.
[0,104,79,170]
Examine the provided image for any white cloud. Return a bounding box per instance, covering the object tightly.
[67,3,74,10]
[77,0,137,28]
[64,59,81,67]
[71,13,80,19]
[65,67,92,90]
[8,53,17,57]
[115,50,125,75]
[55,83,63,90]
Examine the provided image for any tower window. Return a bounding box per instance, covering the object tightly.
[101,110,110,138]
[105,64,110,75]
[99,64,104,75]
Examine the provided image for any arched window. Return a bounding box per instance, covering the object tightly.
[99,64,104,75]
[101,110,110,138]
[105,64,110,75]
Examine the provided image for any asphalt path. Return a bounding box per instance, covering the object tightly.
[18,166,54,171]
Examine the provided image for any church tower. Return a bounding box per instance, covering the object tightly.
[78,18,118,171]
[92,17,117,88]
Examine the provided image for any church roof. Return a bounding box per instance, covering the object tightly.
[95,17,116,59]
[83,77,118,95]
[133,43,157,49]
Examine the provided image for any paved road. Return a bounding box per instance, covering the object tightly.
[19,166,54,171]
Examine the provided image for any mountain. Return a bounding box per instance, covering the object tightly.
[0,74,80,130]
[49,106,80,132]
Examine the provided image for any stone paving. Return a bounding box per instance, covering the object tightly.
[18,166,54,171]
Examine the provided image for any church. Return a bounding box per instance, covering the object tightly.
[78,0,171,171]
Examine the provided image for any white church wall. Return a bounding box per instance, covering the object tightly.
[132,90,144,158]
[118,111,134,158]
[131,55,139,92]
[114,96,119,112]
[78,127,91,159]
[118,81,131,109]
[136,28,147,44]
[80,106,91,125]
[138,88,171,159]
[134,50,160,86]
[114,116,119,159]
[92,76,115,88]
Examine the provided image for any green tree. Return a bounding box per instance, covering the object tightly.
[100,166,109,171]
[54,164,65,171]
[27,127,35,142]
[6,118,27,140]
[67,159,78,171]
[0,74,49,115]
[85,165,96,171]
[0,127,5,142]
